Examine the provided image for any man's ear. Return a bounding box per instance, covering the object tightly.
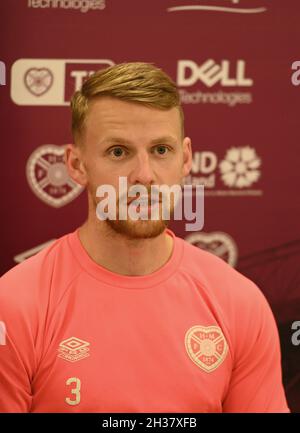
[64,144,88,186]
[182,136,192,178]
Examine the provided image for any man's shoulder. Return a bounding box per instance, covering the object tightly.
[1,233,67,281]
[179,237,278,347]
[0,232,79,310]
[179,236,266,308]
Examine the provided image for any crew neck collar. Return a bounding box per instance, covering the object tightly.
[67,227,184,289]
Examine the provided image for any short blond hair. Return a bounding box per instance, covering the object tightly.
[70,62,184,144]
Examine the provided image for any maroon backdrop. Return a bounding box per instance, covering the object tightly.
[1,0,300,412]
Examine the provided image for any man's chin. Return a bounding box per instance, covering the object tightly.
[105,218,169,240]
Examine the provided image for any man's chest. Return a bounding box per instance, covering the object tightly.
[30,289,232,412]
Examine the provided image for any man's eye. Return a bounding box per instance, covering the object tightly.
[109,147,125,158]
[154,145,169,155]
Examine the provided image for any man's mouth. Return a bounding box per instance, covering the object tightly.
[127,195,161,206]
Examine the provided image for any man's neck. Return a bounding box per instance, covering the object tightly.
[78,220,174,276]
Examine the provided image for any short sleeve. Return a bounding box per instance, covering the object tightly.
[222,285,290,413]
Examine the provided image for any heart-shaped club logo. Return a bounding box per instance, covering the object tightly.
[185,325,228,373]
[185,232,238,267]
[26,145,84,208]
[24,67,53,96]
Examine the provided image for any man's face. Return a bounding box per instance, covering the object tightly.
[73,96,192,239]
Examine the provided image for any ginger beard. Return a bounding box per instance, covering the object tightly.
[109,189,176,239]
[107,204,169,239]
[89,184,176,240]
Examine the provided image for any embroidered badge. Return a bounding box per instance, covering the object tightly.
[58,337,90,363]
[185,325,228,373]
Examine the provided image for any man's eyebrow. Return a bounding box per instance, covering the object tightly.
[102,137,130,145]
[102,136,178,145]
[150,136,178,145]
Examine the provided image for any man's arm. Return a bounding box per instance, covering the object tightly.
[222,286,290,413]
[0,272,36,412]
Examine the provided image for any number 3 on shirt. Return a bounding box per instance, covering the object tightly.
[65,377,81,406]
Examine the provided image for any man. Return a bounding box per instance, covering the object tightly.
[0,62,290,412]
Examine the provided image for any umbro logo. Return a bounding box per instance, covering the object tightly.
[57,336,90,363]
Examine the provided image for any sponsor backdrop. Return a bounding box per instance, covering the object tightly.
[1,0,300,411]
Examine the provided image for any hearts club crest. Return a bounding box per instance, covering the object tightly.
[26,145,84,208]
[185,325,228,373]
[24,67,53,96]
[185,232,238,267]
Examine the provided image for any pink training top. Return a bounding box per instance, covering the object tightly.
[0,228,290,413]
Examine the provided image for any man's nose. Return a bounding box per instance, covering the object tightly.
[127,151,156,186]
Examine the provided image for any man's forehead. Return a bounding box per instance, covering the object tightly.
[84,97,183,141]
[87,97,181,123]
